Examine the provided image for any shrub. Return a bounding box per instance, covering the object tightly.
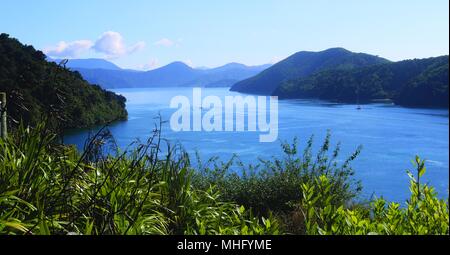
[298,156,449,235]
[192,132,362,215]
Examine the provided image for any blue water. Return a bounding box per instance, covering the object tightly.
[64,87,449,202]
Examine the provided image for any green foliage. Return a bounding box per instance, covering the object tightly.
[0,33,127,131]
[298,156,449,235]
[395,59,449,107]
[0,122,279,235]
[192,132,362,216]
[275,56,449,108]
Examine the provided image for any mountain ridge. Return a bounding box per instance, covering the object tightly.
[273,55,449,108]
[62,59,271,88]
[230,48,391,94]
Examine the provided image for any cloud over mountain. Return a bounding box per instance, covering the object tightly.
[44,31,145,59]
[93,31,145,58]
[44,40,93,58]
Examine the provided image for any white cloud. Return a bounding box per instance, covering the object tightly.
[44,31,145,59]
[154,38,175,47]
[93,31,126,58]
[93,31,145,59]
[44,40,93,58]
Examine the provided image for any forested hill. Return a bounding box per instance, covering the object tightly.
[230,48,390,95]
[0,33,128,130]
[274,56,449,108]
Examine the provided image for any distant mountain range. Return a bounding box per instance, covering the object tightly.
[48,58,271,89]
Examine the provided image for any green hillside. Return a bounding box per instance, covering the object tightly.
[0,33,127,130]
[274,56,449,108]
[230,48,390,94]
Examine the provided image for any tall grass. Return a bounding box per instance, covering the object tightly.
[0,121,279,235]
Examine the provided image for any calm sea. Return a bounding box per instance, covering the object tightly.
[64,87,449,202]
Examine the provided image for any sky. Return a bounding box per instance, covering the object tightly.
[1,0,449,70]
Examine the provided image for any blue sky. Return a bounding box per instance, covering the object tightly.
[1,0,448,69]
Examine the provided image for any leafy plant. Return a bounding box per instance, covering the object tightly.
[193,132,362,216]
[298,156,449,235]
